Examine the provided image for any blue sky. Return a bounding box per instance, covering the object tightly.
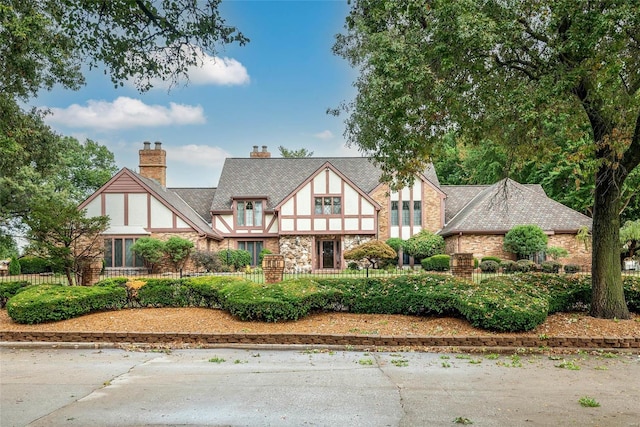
[32,0,359,187]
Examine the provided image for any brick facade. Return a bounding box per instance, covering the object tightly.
[422,184,444,232]
[370,184,390,241]
[445,233,592,266]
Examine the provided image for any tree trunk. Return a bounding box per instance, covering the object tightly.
[590,165,630,319]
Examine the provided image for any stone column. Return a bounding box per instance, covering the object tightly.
[262,254,285,284]
[451,253,474,280]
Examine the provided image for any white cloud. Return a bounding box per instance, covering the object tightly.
[45,97,206,130]
[313,130,334,140]
[188,55,250,86]
[167,144,230,168]
[144,46,250,89]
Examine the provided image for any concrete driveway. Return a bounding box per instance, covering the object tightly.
[1,345,639,426]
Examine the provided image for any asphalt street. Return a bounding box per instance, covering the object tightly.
[1,345,639,426]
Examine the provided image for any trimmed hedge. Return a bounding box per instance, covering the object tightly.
[5,273,638,331]
[0,281,32,308]
[6,284,127,324]
[421,254,450,271]
[479,260,499,273]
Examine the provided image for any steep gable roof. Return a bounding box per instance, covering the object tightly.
[211,157,440,212]
[439,178,592,236]
[211,158,380,211]
[80,168,221,239]
[170,187,215,221]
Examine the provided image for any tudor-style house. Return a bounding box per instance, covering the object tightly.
[79,143,592,274]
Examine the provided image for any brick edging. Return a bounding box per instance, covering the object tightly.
[1,332,638,349]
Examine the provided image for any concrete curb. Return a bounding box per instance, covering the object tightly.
[1,331,639,351]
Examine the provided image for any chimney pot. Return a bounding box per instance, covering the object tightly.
[262,145,267,152]
[154,141,162,150]
[143,141,151,150]
[253,145,258,152]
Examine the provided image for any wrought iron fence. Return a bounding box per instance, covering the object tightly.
[1,263,638,286]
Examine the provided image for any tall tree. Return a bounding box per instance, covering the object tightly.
[334,0,640,318]
[25,194,109,286]
[278,146,314,158]
[1,0,248,98]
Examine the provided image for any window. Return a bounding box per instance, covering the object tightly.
[314,197,341,215]
[413,201,422,226]
[402,201,410,225]
[238,241,264,266]
[104,238,144,268]
[391,200,422,227]
[237,200,263,227]
[391,201,399,226]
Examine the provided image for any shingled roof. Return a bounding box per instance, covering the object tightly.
[170,187,215,222]
[439,178,592,237]
[210,158,439,211]
[133,171,220,239]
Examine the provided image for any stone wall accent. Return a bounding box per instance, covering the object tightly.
[2,331,637,350]
[280,236,313,273]
[451,253,474,279]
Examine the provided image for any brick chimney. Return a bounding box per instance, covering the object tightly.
[139,141,167,186]
[250,145,271,158]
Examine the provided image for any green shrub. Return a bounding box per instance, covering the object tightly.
[503,224,548,259]
[137,279,193,307]
[347,262,359,270]
[545,246,569,260]
[501,260,517,273]
[402,230,445,260]
[218,249,252,270]
[8,256,21,275]
[564,264,581,274]
[191,250,223,272]
[479,260,499,273]
[6,284,127,324]
[461,277,549,331]
[258,249,272,265]
[512,273,591,313]
[18,256,57,274]
[516,259,536,272]
[0,281,31,308]
[421,254,450,271]
[541,260,562,273]
[623,276,640,312]
[480,256,502,263]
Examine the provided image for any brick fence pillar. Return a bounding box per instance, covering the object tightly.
[262,254,285,284]
[79,261,103,286]
[451,253,474,280]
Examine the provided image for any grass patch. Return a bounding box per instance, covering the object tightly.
[578,396,600,407]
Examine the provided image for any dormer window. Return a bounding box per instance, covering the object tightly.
[237,200,263,227]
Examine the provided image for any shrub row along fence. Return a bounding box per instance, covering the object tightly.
[1,263,639,286]
[3,274,639,333]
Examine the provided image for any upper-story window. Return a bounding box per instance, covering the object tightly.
[391,199,421,226]
[314,197,341,215]
[413,201,422,226]
[391,201,399,226]
[237,200,263,227]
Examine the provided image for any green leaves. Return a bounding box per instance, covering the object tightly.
[503,225,548,259]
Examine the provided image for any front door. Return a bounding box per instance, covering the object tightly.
[317,239,340,269]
